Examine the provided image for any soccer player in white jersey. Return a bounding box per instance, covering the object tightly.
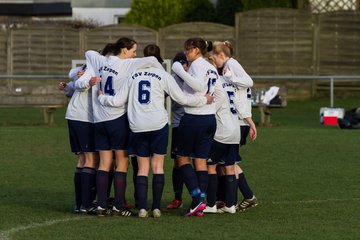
[171,37,218,216]
[98,44,213,218]
[166,52,188,210]
[58,60,99,213]
[211,41,258,212]
[84,38,164,216]
[204,74,241,214]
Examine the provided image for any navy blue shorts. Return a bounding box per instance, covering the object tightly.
[95,114,130,151]
[240,125,250,146]
[67,120,96,153]
[128,124,169,157]
[170,127,179,159]
[176,113,216,159]
[208,140,238,167]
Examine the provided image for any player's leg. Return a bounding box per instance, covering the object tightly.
[235,164,257,211]
[150,154,165,218]
[204,163,218,213]
[74,153,85,213]
[113,149,129,212]
[96,150,113,215]
[167,126,184,209]
[81,152,99,210]
[137,156,150,218]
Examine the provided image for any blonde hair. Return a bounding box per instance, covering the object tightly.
[212,41,234,57]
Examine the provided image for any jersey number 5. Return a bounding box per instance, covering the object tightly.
[138,80,151,104]
[227,91,237,114]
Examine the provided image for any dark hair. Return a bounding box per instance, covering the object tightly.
[184,37,212,56]
[113,37,137,55]
[100,43,115,56]
[143,44,164,63]
[173,52,188,65]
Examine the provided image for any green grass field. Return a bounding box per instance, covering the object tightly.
[0,98,359,240]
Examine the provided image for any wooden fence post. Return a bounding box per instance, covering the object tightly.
[311,14,320,97]
[6,29,13,90]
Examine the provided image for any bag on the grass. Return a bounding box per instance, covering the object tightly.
[338,108,360,129]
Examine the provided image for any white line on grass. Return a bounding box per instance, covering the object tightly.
[0,216,83,240]
[272,197,360,204]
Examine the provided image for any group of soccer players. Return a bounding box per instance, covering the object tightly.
[58,36,258,218]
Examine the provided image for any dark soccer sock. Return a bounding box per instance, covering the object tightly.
[96,170,109,208]
[207,174,218,207]
[238,172,254,199]
[217,175,226,202]
[81,167,96,208]
[131,156,138,204]
[136,175,148,210]
[113,171,127,210]
[179,164,202,207]
[74,167,82,210]
[172,167,183,201]
[225,175,237,207]
[107,169,114,198]
[196,170,208,195]
[152,174,165,210]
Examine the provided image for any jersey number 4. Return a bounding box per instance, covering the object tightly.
[138,80,151,104]
[101,76,115,96]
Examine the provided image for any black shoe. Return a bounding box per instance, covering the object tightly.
[112,206,136,217]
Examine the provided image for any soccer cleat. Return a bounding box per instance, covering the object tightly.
[166,199,183,209]
[185,201,206,217]
[74,206,81,213]
[80,205,97,215]
[112,206,135,217]
[138,209,149,218]
[95,206,112,216]
[217,205,236,214]
[238,196,258,212]
[203,205,217,213]
[194,210,204,217]
[152,209,161,218]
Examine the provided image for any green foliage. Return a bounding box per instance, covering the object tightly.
[124,0,189,29]
[183,0,216,22]
[215,0,244,25]
[241,0,296,11]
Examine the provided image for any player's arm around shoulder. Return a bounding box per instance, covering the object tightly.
[164,71,213,107]
[97,77,130,107]
[225,59,253,88]
[171,61,205,92]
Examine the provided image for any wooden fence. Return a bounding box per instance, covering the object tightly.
[1,9,360,101]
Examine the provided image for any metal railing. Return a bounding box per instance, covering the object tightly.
[1,74,360,108]
[251,75,360,107]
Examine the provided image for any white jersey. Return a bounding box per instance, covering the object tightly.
[171,74,185,128]
[172,57,218,115]
[213,76,241,144]
[65,64,94,123]
[237,87,252,126]
[98,67,208,133]
[93,55,163,123]
[69,50,109,123]
[223,58,253,89]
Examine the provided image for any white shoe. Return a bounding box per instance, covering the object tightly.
[217,205,236,214]
[152,209,161,218]
[203,205,217,213]
[138,209,148,218]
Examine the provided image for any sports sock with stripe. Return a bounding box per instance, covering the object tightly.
[81,167,96,208]
[114,171,127,209]
[136,175,148,210]
[96,170,109,208]
[207,174,218,207]
[152,174,164,210]
[238,172,253,199]
[225,174,237,207]
[74,167,82,210]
